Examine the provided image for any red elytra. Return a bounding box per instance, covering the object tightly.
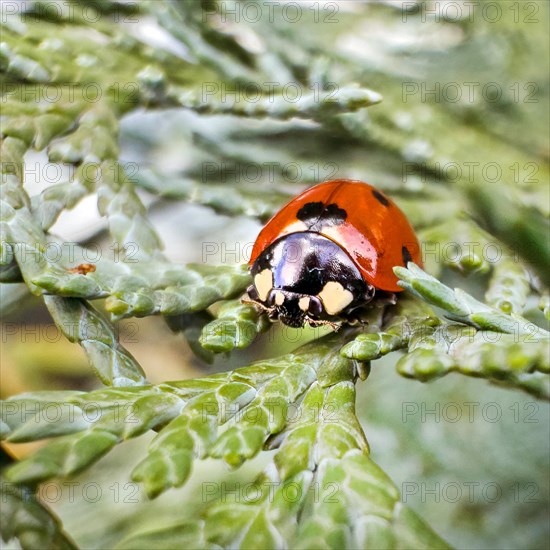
[249,179,423,293]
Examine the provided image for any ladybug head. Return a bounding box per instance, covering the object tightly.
[246,285,326,328]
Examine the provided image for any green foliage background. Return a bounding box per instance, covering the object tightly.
[1,1,549,549]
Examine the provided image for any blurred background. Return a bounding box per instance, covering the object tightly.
[1,1,549,548]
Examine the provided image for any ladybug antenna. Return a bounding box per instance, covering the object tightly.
[306,317,341,331]
[241,296,275,315]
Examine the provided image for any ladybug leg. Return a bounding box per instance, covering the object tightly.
[340,308,368,326]
[246,285,260,301]
[371,291,397,307]
[364,284,376,303]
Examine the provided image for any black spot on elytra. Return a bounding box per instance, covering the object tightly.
[402,246,412,266]
[372,189,390,207]
[297,202,347,231]
[324,203,347,222]
[297,202,324,221]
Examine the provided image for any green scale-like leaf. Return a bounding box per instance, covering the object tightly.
[395,264,549,339]
[397,326,550,400]
[0,474,77,550]
[390,265,549,398]
[117,345,449,549]
[1,169,146,386]
[0,342,319,488]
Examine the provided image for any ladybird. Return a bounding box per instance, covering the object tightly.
[245,179,422,328]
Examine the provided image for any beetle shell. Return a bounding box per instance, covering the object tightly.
[247,179,422,327]
[250,179,422,291]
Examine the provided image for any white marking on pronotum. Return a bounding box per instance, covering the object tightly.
[274,291,285,306]
[254,269,273,302]
[320,225,342,242]
[298,296,310,311]
[282,221,309,234]
[318,281,354,315]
